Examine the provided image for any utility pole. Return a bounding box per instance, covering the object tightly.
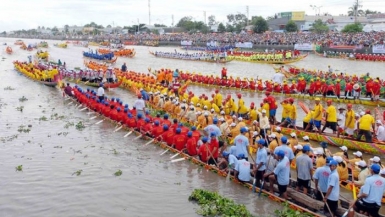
[148,0,151,25]
[354,0,362,23]
[246,6,249,26]
[172,14,174,33]
[204,11,206,25]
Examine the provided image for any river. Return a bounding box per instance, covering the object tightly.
[0,38,384,216]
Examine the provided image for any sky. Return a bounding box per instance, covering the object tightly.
[1,0,385,32]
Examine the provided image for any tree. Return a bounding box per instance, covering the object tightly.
[64,25,69,33]
[225,23,235,32]
[208,15,217,26]
[285,20,298,32]
[364,9,380,15]
[217,23,226,33]
[348,4,364,16]
[310,19,329,33]
[226,13,248,32]
[154,23,167,27]
[107,25,112,28]
[341,22,363,33]
[252,16,268,33]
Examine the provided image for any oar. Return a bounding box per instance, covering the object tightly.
[68,102,74,106]
[124,130,133,138]
[170,148,185,159]
[114,125,123,132]
[341,200,356,217]
[80,107,88,111]
[132,134,142,140]
[144,138,155,145]
[87,112,95,115]
[160,149,169,155]
[95,119,104,125]
[171,157,185,163]
[77,104,83,109]
[89,115,98,120]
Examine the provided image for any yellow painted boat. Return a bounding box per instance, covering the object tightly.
[227,54,308,64]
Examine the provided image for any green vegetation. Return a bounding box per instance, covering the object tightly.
[189,189,253,217]
[114,170,122,176]
[39,116,48,121]
[75,121,85,130]
[73,170,82,176]
[275,202,313,217]
[310,19,329,33]
[285,20,298,32]
[19,96,28,102]
[17,125,30,133]
[4,86,15,90]
[16,106,24,112]
[341,23,363,33]
[64,122,74,129]
[15,165,23,171]
[251,16,269,33]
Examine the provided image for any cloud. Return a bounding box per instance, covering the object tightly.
[1,0,384,31]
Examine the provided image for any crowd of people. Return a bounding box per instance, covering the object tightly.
[153,51,227,61]
[66,75,385,217]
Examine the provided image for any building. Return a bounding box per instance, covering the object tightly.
[268,12,369,31]
[363,14,385,32]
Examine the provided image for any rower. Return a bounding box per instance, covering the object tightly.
[274,136,294,163]
[375,120,385,142]
[295,145,313,195]
[218,151,237,174]
[254,139,268,188]
[234,153,251,184]
[204,118,221,141]
[345,151,363,179]
[198,137,210,163]
[259,109,270,138]
[97,83,105,101]
[64,83,73,97]
[321,100,337,134]
[134,94,146,118]
[268,133,279,152]
[208,133,219,165]
[313,157,332,201]
[333,156,348,181]
[356,109,375,142]
[264,150,290,200]
[121,62,127,72]
[186,131,197,156]
[369,156,384,169]
[306,98,323,133]
[336,107,346,137]
[323,160,340,217]
[347,164,385,217]
[354,160,370,187]
[234,127,250,161]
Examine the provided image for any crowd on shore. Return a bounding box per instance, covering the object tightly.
[6,31,385,47]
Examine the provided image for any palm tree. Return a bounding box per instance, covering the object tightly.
[348,5,364,16]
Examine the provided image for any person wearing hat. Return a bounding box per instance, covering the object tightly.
[218,151,238,174]
[308,98,323,133]
[274,136,295,163]
[352,83,361,100]
[253,139,268,188]
[185,131,198,156]
[288,132,298,152]
[236,93,248,118]
[258,109,270,138]
[381,169,385,178]
[321,100,337,134]
[369,156,384,169]
[235,153,251,183]
[343,104,356,137]
[249,131,262,154]
[336,107,346,137]
[198,137,210,163]
[295,145,313,195]
[375,120,385,142]
[323,160,340,217]
[208,133,219,165]
[333,156,348,181]
[354,160,370,186]
[204,118,222,141]
[267,133,279,152]
[274,126,283,145]
[293,144,303,158]
[172,128,187,151]
[347,164,385,217]
[264,150,290,199]
[344,151,363,179]
[233,127,250,161]
[313,157,333,201]
[356,110,375,142]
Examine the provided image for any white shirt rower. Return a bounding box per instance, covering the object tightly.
[376,120,385,142]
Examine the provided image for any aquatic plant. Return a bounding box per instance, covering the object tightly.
[16,106,24,112]
[64,122,74,129]
[18,96,28,102]
[189,189,253,217]
[114,170,122,176]
[73,170,82,176]
[39,116,48,121]
[4,86,15,90]
[75,121,85,130]
[15,165,23,171]
[275,202,313,217]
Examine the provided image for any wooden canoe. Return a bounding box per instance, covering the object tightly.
[71,79,122,89]
[149,51,233,64]
[226,54,308,64]
[13,66,58,87]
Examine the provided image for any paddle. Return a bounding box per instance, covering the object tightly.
[253,128,268,193]
[68,102,74,106]
[341,200,356,217]
[114,125,123,132]
[160,148,169,155]
[132,134,142,141]
[170,149,186,159]
[89,115,98,120]
[171,157,185,163]
[80,107,88,111]
[124,130,133,138]
[95,119,104,125]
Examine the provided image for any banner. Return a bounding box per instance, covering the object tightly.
[329,45,363,50]
[181,40,193,46]
[373,45,385,54]
[235,42,253,48]
[291,11,305,21]
[294,43,314,51]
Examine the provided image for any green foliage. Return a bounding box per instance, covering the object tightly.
[341,23,363,33]
[17,125,30,133]
[217,23,226,33]
[16,165,23,171]
[176,16,209,33]
[19,96,28,102]
[75,121,85,130]
[4,86,15,90]
[114,170,122,176]
[310,19,329,33]
[73,170,82,176]
[39,116,48,121]
[252,16,269,33]
[285,20,298,32]
[16,106,24,112]
[275,202,313,217]
[188,189,253,217]
[154,23,167,27]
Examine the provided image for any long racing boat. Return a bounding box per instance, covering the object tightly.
[149,51,233,64]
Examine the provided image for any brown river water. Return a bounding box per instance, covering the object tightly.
[1,38,384,216]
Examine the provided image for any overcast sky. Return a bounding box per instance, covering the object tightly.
[1,0,384,31]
